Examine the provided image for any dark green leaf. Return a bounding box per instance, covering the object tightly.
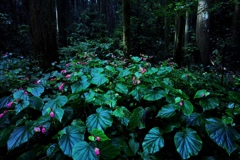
[128,107,145,130]
[27,84,44,97]
[182,100,194,116]
[86,107,113,132]
[72,141,97,160]
[142,127,164,154]
[228,91,240,104]
[58,125,85,157]
[185,113,205,127]
[174,128,202,159]
[143,89,165,101]
[205,118,240,155]
[194,89,210,98]
[98,141,121,160]
[91,73,108,86]
[156,104,180,118]
[129,138,139,155]
[199,98,219,111]
[42,96,68,115]
[15,101,30,114]
[0,125,15,147]
[115,83,128,95]
[71,76,90,93]
[7,125,34,151]
[29,96,44,110]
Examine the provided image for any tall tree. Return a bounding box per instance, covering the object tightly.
[28,0,58,70]
[56,0,67,47]
[123,0,131,58]
[196,0,210,66]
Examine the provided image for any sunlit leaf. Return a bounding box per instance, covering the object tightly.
[27,84,44,97]
[72,141,97,160]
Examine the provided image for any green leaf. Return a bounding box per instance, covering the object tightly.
[199,98,219,111]
[98,141,121,160]
[42,96,68,115]
[0,125,15,147]
[156,104,180,118]
[205,118,240,155]
[91,73,108,86]
[115,83,128,95]
[15,101,30,114]
[112,106,129,118]
[27,84,44,97]
[32,114,50,128]
[29,96,44,110]
[72,141,97,160]
[143,89,165,101]
[142,127,164,154]
[118,68,131,77]
[86,107,113,132]
[46,143,59,158]
[71,76,90,93]
[105,65,116,73]
[7,125,34,151]
[58,125,85,157]
[84,89,96,102]
[194,89,210,98]
[129,138,139,155]
[0,96,12,109]
[174,128,202,159]
[55,107,64,122]
[182,100,194,116]
[131,56,141,62]
[222,116,233,125]
[228,91,240,104]
[89,129,110,141]
[128,107,145,130]
[129,86,148,101]
[13,90,28,101]
[185,113,205,127]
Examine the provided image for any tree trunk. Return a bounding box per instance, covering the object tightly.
[232,0,240,42]
[57,0,67,47]
[28,0,58,71]
[164,0,169,56]
[184,0,190,65]
[123,0,131,58]
[173,14,185,68]
[196,0,210,66]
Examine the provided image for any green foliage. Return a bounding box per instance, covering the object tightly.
[1,50,240,160]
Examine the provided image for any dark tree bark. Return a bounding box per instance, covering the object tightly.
[57,0,67,47]
[123,0,131,58]
[173,14,185,68]
[196,0,210,66]
[28,0,58,71]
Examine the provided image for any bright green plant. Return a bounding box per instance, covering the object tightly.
[1,51,240,159]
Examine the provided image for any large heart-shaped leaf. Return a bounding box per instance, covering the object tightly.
[13,90,28,101]
[86,107,113,132]
[42,96,68,115]
[156,104,180,118]
[142,127,164,154]
[185,112,205,127]
[0,125,15,147]
[7,125,35,151]
[91,73,108,86]
[72,141,97,160]
[115,83,128,95]
[199,98,219,111]
[27,84,44,97]
[174,128,202,159]
[205,118,240,155]
[71,75,90,93]
[29,96,44,110]
[58,124,85,157]
[129,86,147,101]
[143,89,165,101]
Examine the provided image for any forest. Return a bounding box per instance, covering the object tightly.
[0,0,240,159]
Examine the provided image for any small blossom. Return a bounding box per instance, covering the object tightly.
[50,111,55,118]
[0,113,4,118]
[179,101,183,106]
[95,137,101,141]
[41,127,46,134]
[24,91,28,95]
[140,67,147,74]
[35,79,41,84]
[6,101,13,108]
[34,127,41,132]
[94,148,100,156]
[61,70,67,74]
[201,93,205,97]
[65,74,71,78]
[58,83,65,90]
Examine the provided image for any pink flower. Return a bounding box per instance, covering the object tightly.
[41,127,46,134]
[34,127,41,132]
[61,70,67,74]
[35,79,41,84]
[58,83,65,90]
[132,76,141,85]
[0,113,4,118]
[95,137,101,141]
[140,67,147,74]
[65,74,71,78]
[24,91,28,95]
[201,93,205,97]
[50,111,55,118]
[94,148,100,156]
[6,101,13,108]
[179,101,183,106]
